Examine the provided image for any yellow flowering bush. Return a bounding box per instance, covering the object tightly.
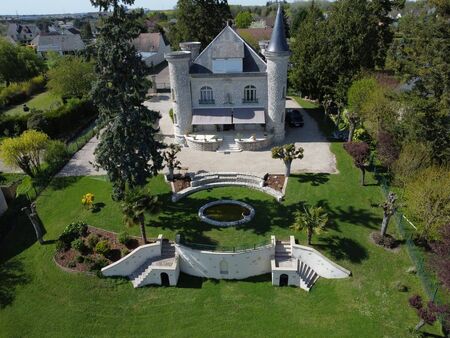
[81,193,95,209]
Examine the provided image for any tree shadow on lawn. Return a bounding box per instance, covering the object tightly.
[0,207,39,262]
[294,173,330,186]
[316,199,381,231]
[48,176,83,191]
[313,236,368,264]
[151,193,296,246]
[0,258,30,309]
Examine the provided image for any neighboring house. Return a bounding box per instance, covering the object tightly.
[166,5,290,149]
[6,23,40,44]
[236,28,273,53]
[30,33,85,56]
[133,32,171,67]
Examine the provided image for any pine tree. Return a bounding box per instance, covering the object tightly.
[90,0,164,200]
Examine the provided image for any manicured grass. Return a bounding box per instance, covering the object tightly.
[2,91,61,117]
[291,96,321,109]
[0,141,443,337]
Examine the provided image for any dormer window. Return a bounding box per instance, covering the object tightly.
[199,86,214,104]
[212,58,243,73]
[243,85,258,103]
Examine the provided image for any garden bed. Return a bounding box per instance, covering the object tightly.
[54,225,150,274]
[265,174,286,192]
[172,174,191,193]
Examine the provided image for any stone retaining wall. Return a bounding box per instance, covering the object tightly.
[185,136,222,151]
[235,135,273,151]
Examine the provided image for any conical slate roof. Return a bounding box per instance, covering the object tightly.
[266,5,289,53]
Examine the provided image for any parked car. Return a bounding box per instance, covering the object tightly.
[286,109,304,127]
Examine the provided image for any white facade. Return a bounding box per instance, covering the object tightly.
[166,24,287,146]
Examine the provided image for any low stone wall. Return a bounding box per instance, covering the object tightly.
[176,242,275,280]
[235,135,273,151]
[185,136,222,151]
[198,200,255,227]
[101,236,162,277]
[289,236,351,279]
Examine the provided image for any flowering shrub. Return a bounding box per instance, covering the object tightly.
[59,221,88,245]
[81,193,95,209]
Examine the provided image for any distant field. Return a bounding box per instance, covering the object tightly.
[2,91,61,117]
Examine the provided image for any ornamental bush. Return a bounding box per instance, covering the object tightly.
[81,193,95,209]
[71,238,87,253]
[86,233,99,249]
[59,221,88,245]
[118,231,131,246]
[95,240,110,256]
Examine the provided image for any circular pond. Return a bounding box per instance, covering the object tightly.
[198,200,255,227]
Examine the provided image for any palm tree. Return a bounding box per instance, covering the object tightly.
[121,187,160,244]
[290,205,328,245]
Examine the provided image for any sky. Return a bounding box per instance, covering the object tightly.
[0,0,290,15]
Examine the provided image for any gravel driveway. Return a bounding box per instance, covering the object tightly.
[56,95,336,177]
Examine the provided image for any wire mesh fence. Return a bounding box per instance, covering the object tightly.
[377,170,447,328]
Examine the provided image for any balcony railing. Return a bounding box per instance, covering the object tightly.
[199,99,215,105]
[242,98,259,104]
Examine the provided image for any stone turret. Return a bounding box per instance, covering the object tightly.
[165,51,193,144]
[179,42,201,62]
[264,5,290,142]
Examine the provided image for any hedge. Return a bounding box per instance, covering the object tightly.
[0,75,46,108]
[0,97,97,139]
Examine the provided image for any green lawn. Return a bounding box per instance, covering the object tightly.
[291,96,321,109]
[2,91,61,117]
[0,141,443,337]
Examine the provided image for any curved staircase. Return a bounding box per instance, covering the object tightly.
[172,172,284,202]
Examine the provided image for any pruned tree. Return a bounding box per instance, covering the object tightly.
[90,0,164,200]
[271,144,304,177]
[163,143,182,181]
[0,130,49,177]
[121,187,160,244]
[344,141,370,186]
[291,204,328,245]
[431,223,450,292]
[380,192,398,237]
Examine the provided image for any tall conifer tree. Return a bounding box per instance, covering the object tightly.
[90,0,164,200]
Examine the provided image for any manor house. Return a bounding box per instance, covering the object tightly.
[165,6,290,151]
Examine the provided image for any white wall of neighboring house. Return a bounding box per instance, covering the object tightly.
[141,35,171,67]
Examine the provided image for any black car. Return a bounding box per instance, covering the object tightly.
[286,109,304,127]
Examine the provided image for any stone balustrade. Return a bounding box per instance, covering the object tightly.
[185,135,223,151]
[235,134,273,151]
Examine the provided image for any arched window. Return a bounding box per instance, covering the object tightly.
[243,85,257,103]
[200,86,214,103]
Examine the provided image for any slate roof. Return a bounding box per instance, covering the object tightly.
[133,33,168,52]
[190,26,267,74]
[31,33,85,53]
[266,5,289,53]
[6,23,40,42]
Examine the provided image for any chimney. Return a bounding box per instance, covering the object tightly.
[179,41,201,62]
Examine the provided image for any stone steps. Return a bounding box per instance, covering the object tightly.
[297,260,319,292]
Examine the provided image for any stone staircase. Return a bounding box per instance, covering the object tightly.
[216,134,241,153]
[129,240,176,288]
[274,239,319,291]
[275,240,292,260]
[297,260,320,292]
